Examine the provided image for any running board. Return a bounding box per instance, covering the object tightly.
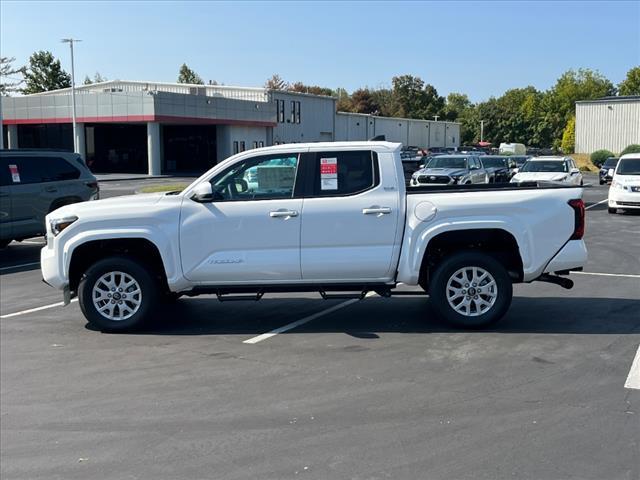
[535,274,574,289]
[216,291,264,302]
[319,290,368,300]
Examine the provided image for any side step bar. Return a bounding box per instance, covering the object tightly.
[536,274,574,289]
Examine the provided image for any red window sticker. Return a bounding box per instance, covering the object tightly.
[320,157,338,190]
[9,164,21,183]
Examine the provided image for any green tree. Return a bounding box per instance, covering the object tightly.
[590,149,615,167]
[560,115,575,153]
[443,93,471,121]
[22,51,71,94]
[350,88,380,114]
[541,69,615,149]
[618,66,640,95]
[83,72,107,85]
[0,56,25,95]
[288,82,333,96]
[390,75,445,119]
[265,74,287,90]
[177,63,203,84]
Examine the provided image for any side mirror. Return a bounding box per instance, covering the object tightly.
[570,168,580,175]
[191,182,214,203]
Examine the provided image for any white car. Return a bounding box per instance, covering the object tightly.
[41,142,587,331]
[608,153,640,214]
[510,156,583,186]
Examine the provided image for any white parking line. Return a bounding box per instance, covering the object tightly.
[243,293,377,344]
[0,262,41,272]
[585,198,608,210]
[0,298,78,319]
[572,271,640,279]
[625,345,640,390]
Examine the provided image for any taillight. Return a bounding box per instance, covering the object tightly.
[568,199,585,240]
[86,181,99,191]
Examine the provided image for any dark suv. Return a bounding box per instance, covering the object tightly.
[0,150,98,248]
[599,157,619,185]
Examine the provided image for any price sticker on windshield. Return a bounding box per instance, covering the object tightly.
[8,164,21,183]
[320,157,338,190]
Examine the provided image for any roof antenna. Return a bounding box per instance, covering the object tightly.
[369,135,385,141]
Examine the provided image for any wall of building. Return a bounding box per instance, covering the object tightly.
[575,99,640,154]
[335,112,460,148]
[272,92,335,144]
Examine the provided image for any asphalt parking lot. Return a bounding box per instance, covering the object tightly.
[1,174,639,480]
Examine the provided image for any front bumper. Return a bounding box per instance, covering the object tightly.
[608,190,640,209]
[40,236,68,290]
[544,240,588,274]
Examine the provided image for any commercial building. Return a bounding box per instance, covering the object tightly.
[575,96,640,154]
[1,80,460,175]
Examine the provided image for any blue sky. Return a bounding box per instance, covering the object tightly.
[1,1,638,101]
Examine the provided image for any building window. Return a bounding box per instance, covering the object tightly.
[252,141,258,149]
[258,141,264,148]
[233,141,239,154]
[289,101,301,124]
[276,99,285,123]
[240,141,246,152]
[296,101,301,124]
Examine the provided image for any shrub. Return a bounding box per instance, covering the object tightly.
[620,144,640,156]
[590,149,615,167]
[561,116,575,154]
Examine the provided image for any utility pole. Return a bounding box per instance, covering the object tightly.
[480,120,485,143]
[433,115,439,122]
[61,38,81,153]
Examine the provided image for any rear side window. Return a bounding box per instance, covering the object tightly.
[309,150,378,197]
[1,156,81,184]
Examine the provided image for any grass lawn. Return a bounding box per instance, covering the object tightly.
[138,183,189,193]
[571,153,597,172]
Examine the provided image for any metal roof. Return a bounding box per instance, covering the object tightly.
[576,95,640,104]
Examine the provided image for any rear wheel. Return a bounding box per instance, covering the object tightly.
[428,252,512,328]
[78,256,159,332]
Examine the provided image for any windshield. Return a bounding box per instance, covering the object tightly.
[520,161,567,173]
[426,156,468,169]
[617,158,640,175]
[603,158,619,168]
[482,158,507,168]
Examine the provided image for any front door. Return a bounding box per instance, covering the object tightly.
[300,149,401,282]
[180,153,303,283]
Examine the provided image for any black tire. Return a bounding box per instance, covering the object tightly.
[78,255,159,332]
[608,207,617,214]
[599,180,605,185]
[428,251,513,328]
[0,239,10,249]
[580,180,584,186]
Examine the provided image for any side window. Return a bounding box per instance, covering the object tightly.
[310,150,378,197]
[210,154,299,202]
[0,158,12,187]
[3,156,51,184]
[47,157,81,181]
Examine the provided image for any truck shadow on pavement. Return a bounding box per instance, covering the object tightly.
[86,295,640,336]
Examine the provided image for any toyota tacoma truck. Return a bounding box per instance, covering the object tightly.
[41,141,587,331]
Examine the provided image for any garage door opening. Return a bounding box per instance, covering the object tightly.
[163,125,217,174]
[85,124,147,174]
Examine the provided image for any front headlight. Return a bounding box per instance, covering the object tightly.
[50,216,78,236]
[611,180,625,190]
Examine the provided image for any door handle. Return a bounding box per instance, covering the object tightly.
[45,186,58,193]
[362,207,392,215]
[269,210,298,218]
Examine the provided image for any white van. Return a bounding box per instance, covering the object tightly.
[499,143,527,155]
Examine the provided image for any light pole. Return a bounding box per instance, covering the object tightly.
[61,38,81,153]
[480,120,485,143]
[433,115,439,122]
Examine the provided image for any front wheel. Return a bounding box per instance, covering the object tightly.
[0,239,10,249]
[428,252,513,328]
[608,207,617,214]
[78,255,159,332]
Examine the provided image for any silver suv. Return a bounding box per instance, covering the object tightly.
[0,150,98,248]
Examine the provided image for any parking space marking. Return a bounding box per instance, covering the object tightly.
[572,271,640,279]
[585,198,608,210]
[0,299,77,319]
[625,345,640,390]
[243,293,377,344]
[0,262,41,273]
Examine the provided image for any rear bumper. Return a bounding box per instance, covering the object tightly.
[543,240,588,274]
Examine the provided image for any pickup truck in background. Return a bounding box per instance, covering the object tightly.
[41,142,587,332]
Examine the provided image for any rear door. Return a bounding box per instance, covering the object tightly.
[299,149,401,282]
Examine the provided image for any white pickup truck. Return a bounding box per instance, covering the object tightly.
[41,141,587,331]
